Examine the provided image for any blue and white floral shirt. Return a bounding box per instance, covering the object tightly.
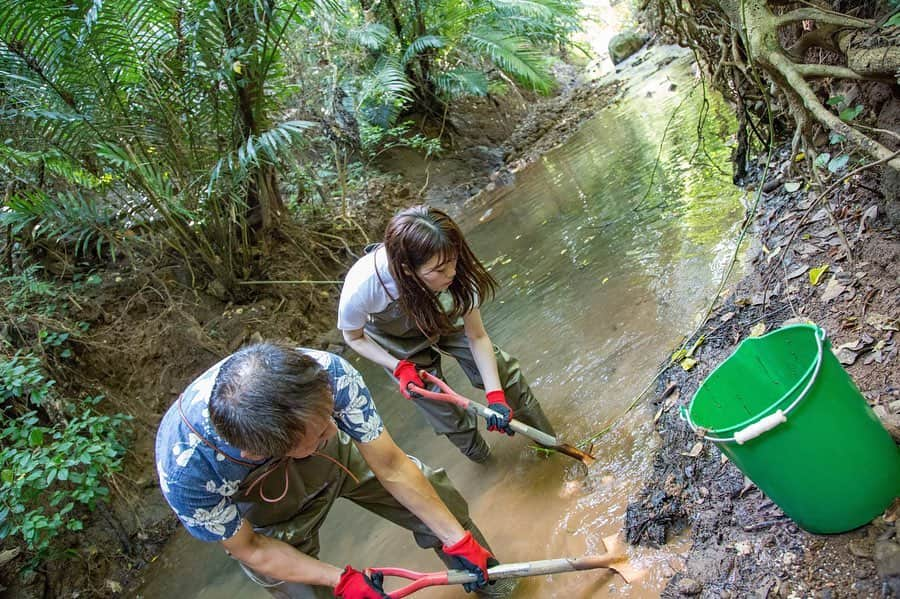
[155,349,384,543]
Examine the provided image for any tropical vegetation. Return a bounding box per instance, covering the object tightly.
[0,0,580,574]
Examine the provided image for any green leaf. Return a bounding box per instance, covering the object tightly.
[66,519,83,531]
[28,429,44,447]
[826,95,845,106]
[814,152,831,168]
[828,132,846,145]
[827,154,849,173]
[809,265,829,286]
[884,13,900,27]
[839,105,863,121]
[679,357,697,371]
[1,469,13,483]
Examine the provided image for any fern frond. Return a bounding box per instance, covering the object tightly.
[349,22,391,51]
[432,68,489,98]
[464,28,554,93]
[401,35,447,65]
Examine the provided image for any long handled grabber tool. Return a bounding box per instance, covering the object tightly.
[408,371,597,466]
[366,534,642,598]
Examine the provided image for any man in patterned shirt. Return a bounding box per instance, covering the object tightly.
[156,341,512,598]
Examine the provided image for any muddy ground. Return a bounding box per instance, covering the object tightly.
[2,42,897,598]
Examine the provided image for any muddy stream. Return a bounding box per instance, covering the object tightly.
[136,52,749,598]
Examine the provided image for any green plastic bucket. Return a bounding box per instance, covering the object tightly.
[683,324,900,533]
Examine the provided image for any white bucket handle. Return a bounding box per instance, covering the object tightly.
[682,326,826,444]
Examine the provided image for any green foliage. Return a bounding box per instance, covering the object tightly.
[1,265,59,316]
[828,131,846,145]
[885,12,900,27]
[839,104,863,121]
[0,399,129,558]
[335,0,579,131]
[0,353,55,407]
[0,350,129,560]
[360,121,443,159]
[0,0,324,287]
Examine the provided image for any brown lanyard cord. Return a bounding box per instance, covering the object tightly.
[177,394,360,503]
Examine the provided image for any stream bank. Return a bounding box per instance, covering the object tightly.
[625,149,900,598]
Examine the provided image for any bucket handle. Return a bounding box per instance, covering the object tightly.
[681,326,826,444]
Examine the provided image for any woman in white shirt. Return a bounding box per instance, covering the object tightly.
[338,205,555,463]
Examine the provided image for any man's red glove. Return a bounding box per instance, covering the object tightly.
[442,531,498,592]
[393,360,424,399]
[485,390,514,436]
[333,565,387,598]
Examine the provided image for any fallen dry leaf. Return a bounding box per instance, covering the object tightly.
[866,313,899,331]
[855,205,878,240]
[682,441,704,458]
[720,311,735,323]
[749,322,767,337]
[786,265,808,280]
[834,347,859,365]
[821,278,847,302]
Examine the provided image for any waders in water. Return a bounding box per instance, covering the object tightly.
[233,430,516,598]
[365,250,555,463]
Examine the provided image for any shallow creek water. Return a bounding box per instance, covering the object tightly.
[136,49,748,598]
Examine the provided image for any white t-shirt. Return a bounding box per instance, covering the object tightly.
[338,246,400,331]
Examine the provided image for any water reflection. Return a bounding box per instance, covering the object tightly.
[136,48,746,599]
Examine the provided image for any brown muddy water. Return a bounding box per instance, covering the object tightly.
[136,51,748,598]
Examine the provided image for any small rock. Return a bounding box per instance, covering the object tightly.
[814,590,833,599]
[0,547,20,567]
[677,577,703,595]
[848,539,872,559]
[782,551,798,566]
[608,30,648,65]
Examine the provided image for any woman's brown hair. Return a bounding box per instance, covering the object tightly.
[384,205,498,336]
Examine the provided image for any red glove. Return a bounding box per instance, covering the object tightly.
[442,531,498,592]
[333,565,387,598]
[393,360,424,399]
[485,390,514,436]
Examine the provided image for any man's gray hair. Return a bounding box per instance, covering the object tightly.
[209,342,333,457]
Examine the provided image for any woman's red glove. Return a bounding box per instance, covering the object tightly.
[333,565,387,598]
[485,390,514,436]
[393,360,424,399]
[442,531,498,592]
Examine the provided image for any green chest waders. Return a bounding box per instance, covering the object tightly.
[232,431,512,599]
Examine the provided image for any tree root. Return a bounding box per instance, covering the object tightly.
[649,0,900,174]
